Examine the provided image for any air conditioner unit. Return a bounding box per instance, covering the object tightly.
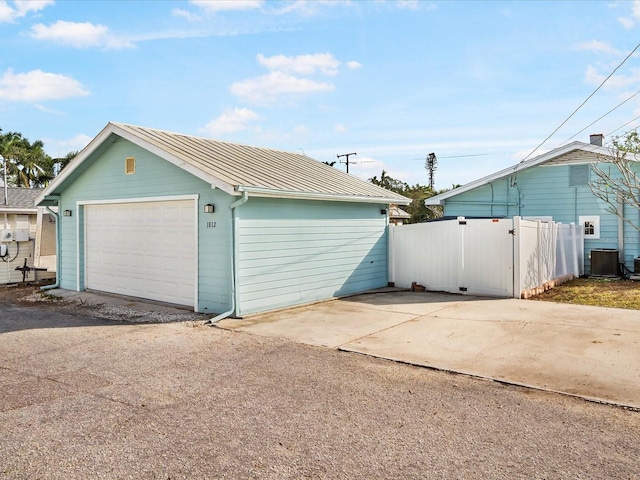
[591,249,619,276]
[0,229,14,242]
[635,258,640,275]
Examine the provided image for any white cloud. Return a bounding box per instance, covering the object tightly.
[45,133,93,156]
[618,16,634,29]
[0,69,89,102]
[272,0,351,17]
[189,0,263,13]
[0,0,53,23]
[30,20,133,49]
[257,53,340,75]
[346,60,362,70]
[171,8,202,22]
[230,71,334,103]
[334,124,349,134]
[573,40,620,56]
[346,156,386,180]
[397,1,420,10]
[585,64,640,90]
[200,107,260,136]
[618,0,640,28]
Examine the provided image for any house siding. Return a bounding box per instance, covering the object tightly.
[235,198,388,316]
[0,213,56,284]
[57,138,233,313]
[443,163,640,273]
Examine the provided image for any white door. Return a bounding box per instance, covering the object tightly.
[85,200,196,307]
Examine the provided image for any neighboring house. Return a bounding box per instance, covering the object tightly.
[0,187,56,284]
[36,122,410,317]
[389,205,411,225]
[425,135,640,275]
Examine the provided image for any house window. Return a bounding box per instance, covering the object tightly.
[569,164,589,187]
[579,215,600,239]
[125,157,136,175]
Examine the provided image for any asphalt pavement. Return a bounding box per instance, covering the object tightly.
[218,291,640,409]
[1,299,639,479]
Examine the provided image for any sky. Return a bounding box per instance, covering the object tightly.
[2,0,640,190]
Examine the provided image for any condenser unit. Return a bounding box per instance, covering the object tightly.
[590,249,619,276]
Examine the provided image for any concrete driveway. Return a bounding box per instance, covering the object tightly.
[217,291,640,409]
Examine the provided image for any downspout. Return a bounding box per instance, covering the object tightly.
[41,196,61,291]
[208,190,249,324]
[617,196,625,275]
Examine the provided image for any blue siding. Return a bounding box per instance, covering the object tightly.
[57,138,232,313]
[443,163,640,273]
[236,198,388,315]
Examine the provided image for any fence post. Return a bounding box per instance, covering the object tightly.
[557,223,567,277]
[570,223,579,276]
[513,216,521,299]
[388,224,395,285]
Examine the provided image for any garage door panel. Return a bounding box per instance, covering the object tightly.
[86,200,196,307]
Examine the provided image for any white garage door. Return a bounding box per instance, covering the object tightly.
[85,200,196,307]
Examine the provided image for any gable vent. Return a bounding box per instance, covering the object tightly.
[569,164,589,187]
[125,157,136,175]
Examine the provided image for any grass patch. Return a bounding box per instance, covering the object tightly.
[530,277,640,310]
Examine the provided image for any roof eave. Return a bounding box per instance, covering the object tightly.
[425,141,613,204]
[236,185,412,205]
[35,122,237,205]
[0,208,38,214]
[112,124,236,196]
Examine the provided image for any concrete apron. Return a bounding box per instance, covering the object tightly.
[217,291,640,409]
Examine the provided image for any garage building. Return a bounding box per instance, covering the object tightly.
[36,122,409,317]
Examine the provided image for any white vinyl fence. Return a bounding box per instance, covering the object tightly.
[388,217,583,298]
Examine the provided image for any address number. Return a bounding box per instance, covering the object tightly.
[206,221,217,228]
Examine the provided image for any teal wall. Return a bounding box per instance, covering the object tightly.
[57,138,232,314]
[235,198,388,315]
[55,136,391,315]
[443,164,640,273]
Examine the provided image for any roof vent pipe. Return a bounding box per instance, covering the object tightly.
[590,134,604,147]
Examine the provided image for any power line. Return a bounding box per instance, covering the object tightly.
[520,41,640,163]
[561,88,640,145]
[605,114,640,141]
[337,152,357,173]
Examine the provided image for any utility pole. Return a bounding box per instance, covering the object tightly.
[425,152,437,189]
[2,156,7,206]
[337,152,357,174]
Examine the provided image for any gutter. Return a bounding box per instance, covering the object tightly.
[41,196,61,291]
[208,190,249,324]
[234,185,410,206]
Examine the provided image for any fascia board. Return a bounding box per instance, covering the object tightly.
[425,142,611,205]
[236,185,412,205]
[0,208,38,214]
[35,124,117,206]
[36,123,238,206]
[111,125,236,196]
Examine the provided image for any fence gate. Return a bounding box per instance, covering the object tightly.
[458,218,514,297]
[388,218,515,297]
[388,217,583,298]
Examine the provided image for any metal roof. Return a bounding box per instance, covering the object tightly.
[38,122,410,206]
[1,187,42,212]
[425,141,618,206]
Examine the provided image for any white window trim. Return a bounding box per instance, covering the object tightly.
[579,215,600,239]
